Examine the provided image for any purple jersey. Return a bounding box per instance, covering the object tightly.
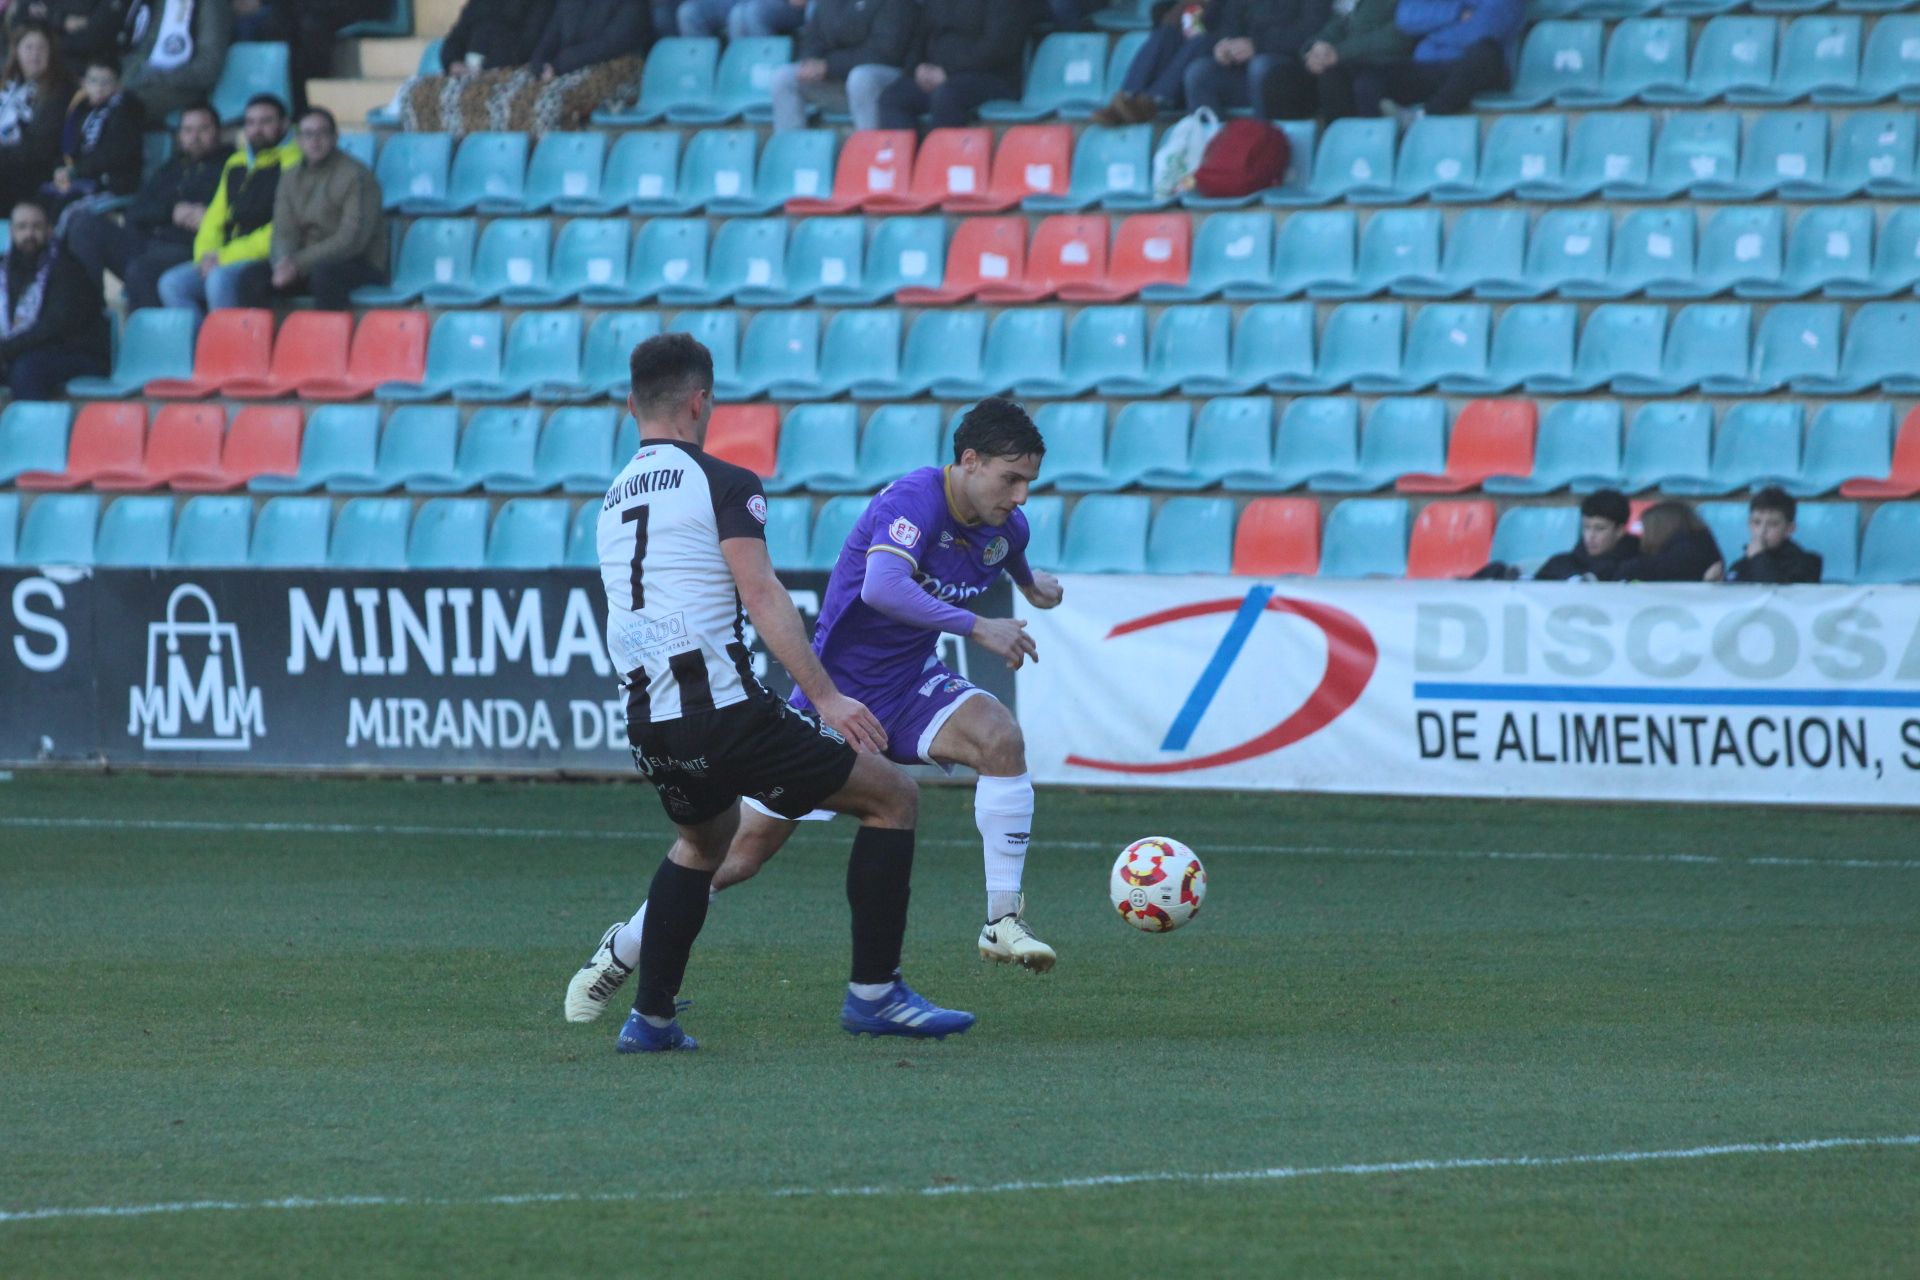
[810,466,1030,700]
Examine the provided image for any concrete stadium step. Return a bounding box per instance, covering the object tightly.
[417,0,462,38]
[341,37,432,79]
[310,77,403,125]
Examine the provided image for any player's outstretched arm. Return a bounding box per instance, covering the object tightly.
[722,536,887,754]
[862,548,1036,670]
[1018,570,1064,610]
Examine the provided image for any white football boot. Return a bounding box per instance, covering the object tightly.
[564,922,632,1022]
[977,896,1056,973]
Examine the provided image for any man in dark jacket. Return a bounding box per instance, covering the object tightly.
[499,0,652,134]
[1263,0,1414,119]
[1319,0,1522,118]
[1536,489,1641,581]
[1723,487,1823,585]
[1184,0,1330,118]
[876,0,1033,131]
[399,0,554,134]
[63,99,226,308]
[769,0,913,132]
[0,199,110,398]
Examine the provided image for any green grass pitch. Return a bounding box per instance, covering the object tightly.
[3,772,1916,1277]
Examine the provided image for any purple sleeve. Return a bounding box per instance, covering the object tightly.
[861,548,978,637]
[863,475,947,567]
[1003,546,1034,587]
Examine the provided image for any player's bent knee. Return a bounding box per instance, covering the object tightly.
[838,754,918,829]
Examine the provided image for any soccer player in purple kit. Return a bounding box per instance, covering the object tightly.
[567,398,1063,1024]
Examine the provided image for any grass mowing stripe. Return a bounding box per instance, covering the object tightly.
[6,1134,1914,1224]
[5,815,1919,872]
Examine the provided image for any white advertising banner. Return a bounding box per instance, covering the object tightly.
[1016,578,1920,807]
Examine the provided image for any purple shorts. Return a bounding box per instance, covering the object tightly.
[793,659,984,768]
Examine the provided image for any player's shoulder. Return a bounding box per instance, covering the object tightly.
[877,466,946,506]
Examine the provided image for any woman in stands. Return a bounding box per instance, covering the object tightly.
[398,0,556,135]
[0,20,72,212]
[1618,501,1724,583]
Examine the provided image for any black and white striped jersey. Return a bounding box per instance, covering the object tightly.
[598,436,772,727]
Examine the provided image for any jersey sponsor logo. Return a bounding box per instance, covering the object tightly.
[888,517,921,549]
[914,572,990,604]
[982,535,1010,567]
[747,494,768,524]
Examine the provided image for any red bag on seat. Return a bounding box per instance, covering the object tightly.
[1193,119,1290,199]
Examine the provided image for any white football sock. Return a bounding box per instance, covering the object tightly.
[849,981,893,1001]
[975,771,1034,922]
[611,901,646,968]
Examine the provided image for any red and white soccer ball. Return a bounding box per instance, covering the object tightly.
[1110,837,1206,933]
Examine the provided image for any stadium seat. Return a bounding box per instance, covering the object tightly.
[211,43,291,125]
[949,124,1072,212]
[1793,301,1920,392]
[170,495,251,566]
[1477,21,1604,109]
[1489,504,1580,572]
[1832,16,1920,103]
[1745,16,1861,104]
[769,403,859,492]
[1826,206,1920,299]
[68,308,196,399]
[520,131,607,215]
[0,401,71,484]
[588,217,706,305]
[603,37,718,125]
[1358,302,1490,393]
[738,216,862,306]
[509,218,629,306]
[788,130,916,214]
[660,217,787,306]
[100,404,223,491]
[868,127,993,214]
[1653,207,1781,298]
[249,406,377,494]
[1557,19,1691,107]
[1643,16,1775,104]
[1232,497,1321,575]
[1400,399,1536,493]
[713,129,839,215]
[1694,113,1827,199]
[1616,302,1751,395]
[705,404,781,477]
[352,218,474,307]
[671,35,789,124]
[565,499,598,567]
[804,310,903,401]
[1793,502,1859,583]
[1268,397,1361,489]
[14,403,145,491]
[982,33,1110,121]
[1303,303,1404,392]
[406,498,488,569]
[539,313,660,401]
[1402,207,1528,298]
[1855,503,1920,582]
[1711,301,1841,394]
[598,131,681,211]
[442,133,530,215]
[852,404,941,490]
[377,132,452,212]
[1620,401,1714,491]
[1139,396,1273,490]
[1525,304,1663,394]
[1060,494,1150,573]
[300,311,429,403]
[16,493,98,563]
[1320,498,1410,578]
[1018,305,1144,397]
[1312,399,1447,494]
[1685,402,1806,495]
[1595,207,1694,297]
[1521,111,1652,200]
[422,217,548,306]
[1147,497,1234,574]
[217,312,346,400]
[721,310,819,400]
[458,312,582,403]
[448,408,544,494]
[1440,303,1577,394]
[1407,500,1496,578]
[94,495,173,566]
[146,308,272,399]
[1268,118,1396,206]
[806,215,941,305]
[1024,124,1155,212]
[1607,112,1740,199]
[1486,401,1622,494]
[1106,30,1150,97]
[980,214,1108,302]
[649,129,760,216]
[1317,208,1442,300]
[899,216,1028,304]
[668,311,744,395]
[1029,402,1109,491]
[1813,111,1919,201]
[861,309,986,401]
[1840,406,1920,498]
[1100,402,1191,489]
[486,498,569,569]
[1229,208,1355,300]
[806,494,867,570]
[1740,206,1872,299]
[763,497,810,569]
[376,311,501,402]
[248,496,330,566]
[1478,208,1604,299]
[326,406,458,495]
[1787,403,1890,496]
[1143,211,1270,301]
[1379,116,1481,203]
[1457,116,1567,203]
[534,406,619,493]
[1101,305,1230,397]
[1185,302,1316,395]
[1058,212,1189,300]
[936,307,1063,400]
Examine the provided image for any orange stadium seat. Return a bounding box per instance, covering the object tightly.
[14,402,146,491]
[1056,212,1189,301]
[1232,497,1322,576]
[786,130,916,215]
[108,404,227,491]
[946,124,1073,213]
[224,311,353,399]
[978,215,1108,303]
[146,309,274,399]
[1398,399,1539,494]
[898,217,1029,304]
[172,405,304,492]
[1407,499,1497,579]
[867,127,993,214]
[301,311,431,402]
[1841,406,1920,499]
[703,404,779,477]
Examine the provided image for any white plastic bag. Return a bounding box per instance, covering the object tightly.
[1151,107,1222,200]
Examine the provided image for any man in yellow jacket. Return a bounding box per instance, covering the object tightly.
[156,94,298,317]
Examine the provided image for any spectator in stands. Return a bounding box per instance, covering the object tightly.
[492,0,652,135]
[64,99,225,308]
[155,92,294,316]
[42,57,144,225]
[678,0,804,38]
[266,106,386,310]
[1093,2,1214,125]
[0,21,73,212]
[1046,0,1100,31]
[8,1,125,64]
[1617,501,1723,583]
[1265,0,1414,120]
[0,198,109,398]
[768,0,913,134]
[1317,0,1520,119]
[224,1,387,114]
[1536,490,1640,581]
[1183,0,1331,119]
[1719,487,1823,585]
[119,0,232,121]
[876,0,1033,131]
[398,0,555,135]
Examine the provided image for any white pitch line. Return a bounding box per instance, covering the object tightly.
[4,815,1920,872]
[3,1134,1915,1225]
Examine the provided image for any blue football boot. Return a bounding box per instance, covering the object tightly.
[617,1009,698,1053]
[840,981,976,1040]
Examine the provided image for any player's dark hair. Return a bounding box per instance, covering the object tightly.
[1639,501,1706,555]
[1579,489,1630,526]
[628,332,714,418]
[84,56,121,78]
[1749,485,1795,522]
[952,397,1045,464]
[244,93,289,119]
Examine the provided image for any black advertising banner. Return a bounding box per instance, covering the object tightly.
[0,569,1015,772]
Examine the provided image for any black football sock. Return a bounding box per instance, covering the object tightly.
[633,857,715,1020]
[846,825,915,986]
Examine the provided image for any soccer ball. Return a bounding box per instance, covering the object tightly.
[1110,837,1206,933]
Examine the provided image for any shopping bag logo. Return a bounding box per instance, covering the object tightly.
[127,584,265,751]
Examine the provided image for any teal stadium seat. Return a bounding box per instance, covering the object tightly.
[535,406,619,493]
[1478,21,1603,109]
[721,310,819,400]
[1464,116,1567,200]
[1694,113,1826,199]
[1382,116,1481,203]
[806,310,903,401]
[1147,497,1234,574]
[510,217,629,305]
[1607,112,1739,199]
[1359,302,1491,393]
[1614,302,1750,395]
[1029,402,1109,492]
[248,496,330,566]
[1018,305,1144,398]
[1234,208,1355,299]
[17,493,99,564]
[1480,208,1607,299]
[1060,494,1150,573]
[714,129,839,215]
[1319,498,1410,578]
[1304,302,1404,391]
[1713,301,1840,393]
[1560,19,1691,107]
[649,129,759,215]
[453,408,545,493]
[446,132,530,215]
[1487,401,1624,494]
[1793,503,1858,582]
[422,217,548,306]
[211,43,291,125]
[1741,206,1871,298]
[763,497,810,569]
[1268,119,1395,206]
[1599,207,1696,296]
[587,217,706,305]
[1315,208,1441,299]
[1702,402,1806,494]
[1746,16,1861,104]
[807,495,868,570]
[95,496,172,566]
[1101,402,1190,489]
[1530,303,1664,394]
[1650,207,1781,298]
[769,403,859,493]
[601,37,718,125]
[463,312,583,402]
[599,132,681,212]
[330,498,412,569]
[379,132,452,213]
[539,313,661,401]
[1817,112,1919,200]
[522,132,606,212]
[662,217,787,305]
[1139,396,1274,490]
[860,310,985,400]
[672,36,790,125]
[945,307,1063,399]
[564,499,597,567]
[1830,206,1920,297]
[817,216,945,304]
[1188,302,1315,394]
[1402,206,1528,297]
[1794,301,1920,392]
[1643,16,1775,105]
[1854,504,1920,583]
[1620,401,1714,492]
[354,217,475,306]
[337,131,375,167]
[408,498,488,568]
[1447,303,1579,393]
[1142,211,1271,301]
[1490,506,1581,571]
[1106,30,1150,99]
[1836,16,1920,103]
[333,406,456,495]
[172,495,252,566]
[738,216,863,305]
[667,310,742,392]
[981,33,1110,121]
[1270,397,1361,490]
[1697,501,1753,566]
[379,311,502,401]
[1791,403,1892,496]
[0,401,71,483]
[1021,495,1064,572]
[854,405,941,490]
[1101,305,1229,397]
[69,308,196,398]
[1024,124,1155,212]
[1524,111,1652,199]
[1311,399,1447,493]
[250,406,377,494]
[487,499,569,569]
